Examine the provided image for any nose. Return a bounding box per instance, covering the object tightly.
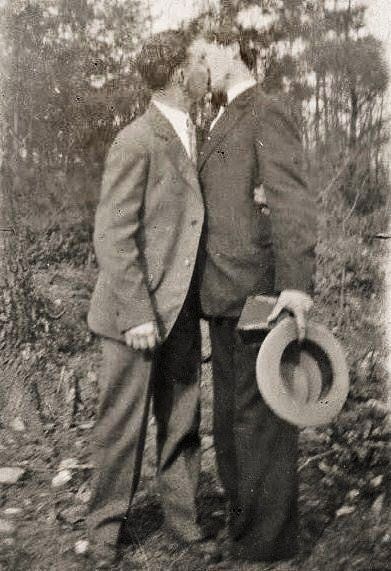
[198,65,209,88]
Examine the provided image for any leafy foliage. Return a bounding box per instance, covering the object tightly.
[318,402,390,496]
[0,0,388,527]
[27,222,95,270]
[0,3,389,569]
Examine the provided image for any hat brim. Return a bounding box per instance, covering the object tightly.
[256,318,349,427]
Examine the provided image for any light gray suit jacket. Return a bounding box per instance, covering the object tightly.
[88,104,204,341]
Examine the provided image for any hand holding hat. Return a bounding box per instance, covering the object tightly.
[267,289,314,341]
[238,294,350,427]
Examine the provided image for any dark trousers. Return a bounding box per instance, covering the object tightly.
[209,317,299,562]
[88,296,202,547]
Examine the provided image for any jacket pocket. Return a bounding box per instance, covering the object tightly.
[146,268,166,294]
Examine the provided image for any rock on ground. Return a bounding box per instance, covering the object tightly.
[0,467,26,484]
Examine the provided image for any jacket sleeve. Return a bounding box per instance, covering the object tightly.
[93,127,155,333]
[255,95,317,294]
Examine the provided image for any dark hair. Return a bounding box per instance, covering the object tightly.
[136,30,193,90]
[239,37,258,72]
[203,29,258,72]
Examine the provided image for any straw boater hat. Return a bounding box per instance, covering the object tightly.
[238,296,349,427]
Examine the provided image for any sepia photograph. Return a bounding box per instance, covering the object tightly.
[0,1,390,569]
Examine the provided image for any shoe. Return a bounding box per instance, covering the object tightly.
[216,526,231,559]
[89,544,123,569]
[230,542,297,564]
[199,516,225,541]
[186,538,223,565]
[163,524,223,565]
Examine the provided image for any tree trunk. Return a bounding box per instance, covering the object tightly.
[322,72,329,144]
[222,0,235,18]
[349,84,358,150]
[375,95,384,188]
[315,71,321,152]
[0,20,42,429]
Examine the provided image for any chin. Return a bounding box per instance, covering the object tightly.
[189,85,208,102]
[211,89,227,108]
[211,81,224,93]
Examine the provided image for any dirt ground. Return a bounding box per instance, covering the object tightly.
[0,260,390,571]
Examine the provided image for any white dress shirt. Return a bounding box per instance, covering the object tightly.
[210,78,257,131]
[152,99,194,160]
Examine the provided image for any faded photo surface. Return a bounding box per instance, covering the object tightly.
[0,1,390,570]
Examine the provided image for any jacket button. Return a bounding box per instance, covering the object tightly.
[191,219,198,226]
[185,259,191,267]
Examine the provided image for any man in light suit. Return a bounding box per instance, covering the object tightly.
[195,36,317,563]
[86,30,217,567]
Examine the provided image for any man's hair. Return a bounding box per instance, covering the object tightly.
[204,29,258,72]
[136,30,193,90]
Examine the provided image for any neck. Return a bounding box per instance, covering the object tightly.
[153,86,190,113]
[224,69,253,92]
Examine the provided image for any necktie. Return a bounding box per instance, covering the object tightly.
[186,116,197,165]
[210,105,227,132]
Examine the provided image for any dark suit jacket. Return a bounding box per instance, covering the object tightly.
[88,104,204,341]
[197,85,317,317]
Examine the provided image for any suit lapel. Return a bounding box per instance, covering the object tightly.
[198,86,256,171]
[145,104,199,190]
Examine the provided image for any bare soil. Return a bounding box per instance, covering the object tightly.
[0,258,389,571]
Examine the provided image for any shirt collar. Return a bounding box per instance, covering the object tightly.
[226,78,257,104]
[152,99,190,127]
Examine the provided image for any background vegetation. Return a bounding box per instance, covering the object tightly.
[0,1,389,569]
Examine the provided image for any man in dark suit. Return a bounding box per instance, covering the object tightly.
[195,37,317,562]
[86,31,217,567]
